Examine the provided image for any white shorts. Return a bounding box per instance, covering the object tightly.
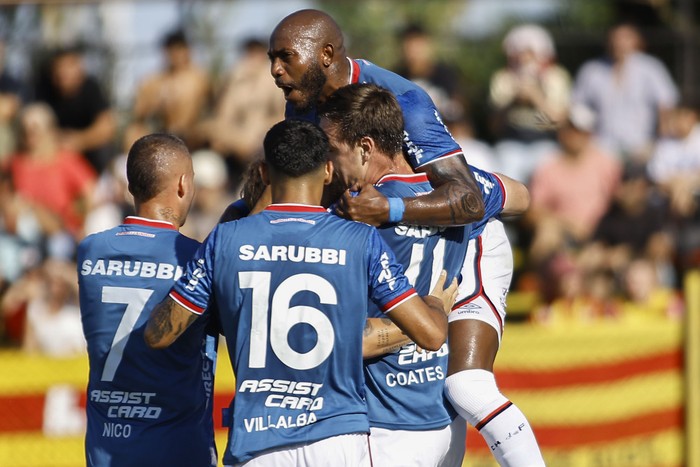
[440,416,467,467]
[448,219,513,342]
[233,433,371,467]
[369,424,453,467]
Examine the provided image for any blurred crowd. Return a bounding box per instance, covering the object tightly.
[0,21,693,355]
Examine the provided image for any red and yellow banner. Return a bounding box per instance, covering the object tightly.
[0,320,685,467]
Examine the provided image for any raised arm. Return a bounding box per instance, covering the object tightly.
[337,155,484,226]
[144,296,198,349]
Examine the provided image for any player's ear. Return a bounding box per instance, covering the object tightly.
[259,161,270,185]
[177,174,187,198]
[322,43,334,67]
[360,137,373,164]
[323,160,334,185]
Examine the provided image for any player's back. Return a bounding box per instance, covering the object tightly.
[364,173,469,430]
[179,204,414,464]
[77,217,216,467]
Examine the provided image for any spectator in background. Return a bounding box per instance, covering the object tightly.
[446,114,499,173]
[128,29,210,146]
[586,164,675,287]
[8,103,96,255]
[394,23,467,122]
[199,37,285,169]
[527,104,621,263]
[489,23,571,182]
[0,40,24,163]
[180,149,233,242]
[572,23,679,164]
[34,46,116,173]
[1,259,84,357]
[619,257,683,322]
[647,104,700,217]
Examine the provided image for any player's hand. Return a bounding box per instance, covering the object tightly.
[335,182,389,226]
[429,270,459,315]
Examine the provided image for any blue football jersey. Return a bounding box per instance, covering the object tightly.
[77,217,217,467]
[363,173,470,430]
[170,204,417,465]
[287,58,463,169]
[469,165,507,239]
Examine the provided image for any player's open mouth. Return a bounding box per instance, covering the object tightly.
[277,83,295,99]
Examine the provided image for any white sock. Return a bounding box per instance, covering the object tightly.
[444,369,546,467]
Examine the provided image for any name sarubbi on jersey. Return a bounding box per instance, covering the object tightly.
[80,259,184,280]
[238,244,347,265]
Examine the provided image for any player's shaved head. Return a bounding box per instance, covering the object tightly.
[271,9,344,52]
[127,133,191,203]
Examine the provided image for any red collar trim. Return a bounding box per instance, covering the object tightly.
[264,204,327,213]
[349,58,361,84]
[377,173,429,184]
[124,216,177,230]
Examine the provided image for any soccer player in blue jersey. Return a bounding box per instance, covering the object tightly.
[144,119,458,466]
[268,9,485,227]
[320,83,543,467]
[77,134,217,467]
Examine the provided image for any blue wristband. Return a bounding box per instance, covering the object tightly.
[388,197,405,223]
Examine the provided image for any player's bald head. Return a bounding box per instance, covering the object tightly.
[127,133,191,203]
[271,9,344,53]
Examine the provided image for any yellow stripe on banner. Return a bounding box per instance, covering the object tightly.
[462,430,684,467]
[0,352,87,395]
[498,320,681,370]
[502,370,682,425]
[0,433,84,467]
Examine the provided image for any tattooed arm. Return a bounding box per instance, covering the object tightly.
[362,317,412,359]
[144,297,199,349]
[336,155,484,226]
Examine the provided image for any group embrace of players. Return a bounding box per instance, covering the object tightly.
[77,9,546,467]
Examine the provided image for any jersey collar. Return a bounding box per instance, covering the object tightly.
[348,57,360,84]
[124,216,177,230]
[264,204,328,213]
[376,173,429,185]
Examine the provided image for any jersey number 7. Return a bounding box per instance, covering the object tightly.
[101,286,154,382]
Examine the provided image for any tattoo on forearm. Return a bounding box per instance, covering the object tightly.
[363,320,373,338]
[377,328,390,347]
[147,301,175,343]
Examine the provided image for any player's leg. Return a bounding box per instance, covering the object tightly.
[444,221,545,467]
[370,426,452,467]
[445,319,544,467]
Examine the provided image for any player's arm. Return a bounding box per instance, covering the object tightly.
[337,155,484,226]
[495,172,530,216]
[363,317,411,359]
[363,270,457,358]
[385,271,457,351]
[144,296,199,349]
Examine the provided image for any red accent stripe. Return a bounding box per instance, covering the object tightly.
[264,204,327,213]
[124,216,177,230]
[350,59,361,84]
[492,173,507,210]
[466,407,682,450]
[452,236,503,332]
[170,290,205,315]
[377,173,429,184]
[497,349,682,390]
[381,288,417,312]
[475,401,513,431]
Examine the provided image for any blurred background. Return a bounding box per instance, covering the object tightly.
[0,0,698,466]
